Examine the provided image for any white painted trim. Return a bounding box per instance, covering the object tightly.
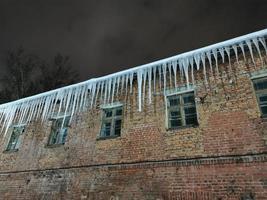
[164,86,196,129]
[100,102,123,109]
[50,114,70,120]
[250,71,267,80]
[12,124,26,128]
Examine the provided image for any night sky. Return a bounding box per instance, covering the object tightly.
[0,0,267,81]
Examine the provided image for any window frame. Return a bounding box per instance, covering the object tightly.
[165,89,198,130]
[5,124,26,152]
[47,115,70,146]
[99,103,123,139]
[251,75,267,118]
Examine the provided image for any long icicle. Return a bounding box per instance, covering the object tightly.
[246,40,256,64]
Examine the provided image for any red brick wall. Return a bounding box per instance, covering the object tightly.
[0,54,267,199]
[0,154,266,200]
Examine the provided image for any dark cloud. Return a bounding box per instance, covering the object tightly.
[0,0,267,81]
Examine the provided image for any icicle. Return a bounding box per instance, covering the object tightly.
[130,73,134,94]
[111,78,116,103]
[158,66,162,90]
[252,38,263,62]
[259,37,267,56]
[239,42,246,61]
[193,54,201,70]
[125,74,129,97]
[61,89,72,129]
[182,58,190,88]
[153,67,157,92]
[116,76,120,98]
[246,40,256,64]
[90,83,97,108]
[172,61,177,88]
[167,62,172,87]
[224,46,232,73]
[206,51,213,74]
[137,70,143,111]
[107,79,112,103]
[142,69,147,103]
[162,63,167,93]
[120,75,125,95]
[232,44,239,64]
[178,59,184,83]
[70,88,79,122]
[94,83,100,107]
[189,57,195,85]
[212,49,219,75]
[148,68,152,104]
[200,53,208,84]
[219,48,225,63]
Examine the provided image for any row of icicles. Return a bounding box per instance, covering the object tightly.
[0,35,267,135]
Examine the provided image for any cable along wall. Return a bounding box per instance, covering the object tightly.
[0,29,267,135]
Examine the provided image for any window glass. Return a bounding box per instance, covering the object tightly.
[48,116,70,145]
[253,77,267,117]
[6,125,25,151]
[167,92,198,129]
[100,106,123,138]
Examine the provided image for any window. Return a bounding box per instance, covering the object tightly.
[166,91,198,129]
[100,106,123,138]
[48,116,70,146]
[253,77,267,117]
[6,125,25,151]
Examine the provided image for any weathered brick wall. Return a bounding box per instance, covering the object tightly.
[0,54,267,199]
[0,154,266,200]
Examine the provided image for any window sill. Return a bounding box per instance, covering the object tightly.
[45,143,65,148]
[96,135,120,141]
[3,149,19,153]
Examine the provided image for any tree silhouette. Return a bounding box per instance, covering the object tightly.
[39,54,79,92]
[0,48,80,104]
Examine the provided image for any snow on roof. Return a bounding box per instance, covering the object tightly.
[0,28,267,134]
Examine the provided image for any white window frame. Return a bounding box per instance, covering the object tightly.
[99,102,123,139]
[164,86,198,130]
[5,124,26,151]
[251,71,267,118]
[47,115,70,146]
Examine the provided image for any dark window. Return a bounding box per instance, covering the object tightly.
[48,116,70,146]
[6,125,25,151]
[167,92,198,129]
[100,106,123,138]
[253,77,267,117]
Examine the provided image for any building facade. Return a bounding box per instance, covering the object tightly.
[0,30,267,199]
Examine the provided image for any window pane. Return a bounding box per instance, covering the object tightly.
[170,119,182,128]
[170,111,181,118]
[7,126,24,151]
[105,110,112,118]
[114,120,122,136]
[103,122,111,136]
[63,117,70,127]
[49,117,69,145]
[115,108,122,116]
[254,79,267,90]
[169,98,179,106]
[259,95,267,102]
[185,115,198,126]
[184,107,196,115]
[58,128,68,144]
[183,95,195,104]
[167,92,198,129]
[260,105,267,115]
